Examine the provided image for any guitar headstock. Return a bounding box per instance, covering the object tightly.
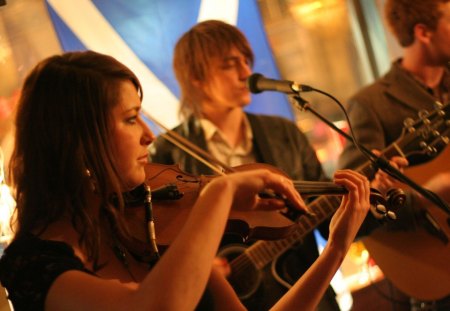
[397,102,450,166]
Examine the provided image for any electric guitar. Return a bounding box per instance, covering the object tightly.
[219,102,450,303]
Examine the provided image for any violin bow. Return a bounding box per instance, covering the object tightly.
[141,110,235,176]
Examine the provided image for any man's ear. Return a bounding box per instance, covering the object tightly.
[413,23,433,44]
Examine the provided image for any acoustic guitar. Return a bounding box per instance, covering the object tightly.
[363,146,450,301]
[219,102,450,303]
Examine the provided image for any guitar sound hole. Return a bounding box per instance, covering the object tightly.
[217,244,262,299]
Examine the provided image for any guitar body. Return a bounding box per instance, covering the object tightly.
[217,244,263,300]
[217,243,287,310]
[218,243,302,310]
[219,236,342,311]
[364,147,450,300]
[403,143,450,185]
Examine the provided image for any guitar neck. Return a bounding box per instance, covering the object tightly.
[237,195,341,269]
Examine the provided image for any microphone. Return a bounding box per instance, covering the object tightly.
[247,73,313,94]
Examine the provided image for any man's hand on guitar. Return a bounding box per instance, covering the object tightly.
[370,149,409,195]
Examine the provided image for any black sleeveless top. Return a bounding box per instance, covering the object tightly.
[0,234,92,310]
[0,234,214,311]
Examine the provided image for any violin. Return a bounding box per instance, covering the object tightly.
[124,162,406,249]
[120,112,406,265]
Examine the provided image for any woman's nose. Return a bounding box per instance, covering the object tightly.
[140,120,155,146]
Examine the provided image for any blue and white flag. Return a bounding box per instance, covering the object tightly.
[45,0,293,130]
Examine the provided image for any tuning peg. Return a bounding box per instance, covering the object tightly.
[433,101,444,109]
[418,109,430,120]
[403,118,416,132]
[387,211,397,220]
[375,204,387,214]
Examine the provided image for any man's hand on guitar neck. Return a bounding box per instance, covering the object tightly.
[370,149,409,195]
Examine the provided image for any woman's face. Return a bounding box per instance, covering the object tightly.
[110,80,154,190]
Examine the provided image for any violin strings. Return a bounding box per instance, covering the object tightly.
[292,181,347,195]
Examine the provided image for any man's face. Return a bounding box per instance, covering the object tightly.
[427,2,450,65]
[199,47,253,112]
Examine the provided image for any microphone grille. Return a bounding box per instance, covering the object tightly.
[247,73,263,94]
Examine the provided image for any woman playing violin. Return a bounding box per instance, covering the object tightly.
[0,50,371,311]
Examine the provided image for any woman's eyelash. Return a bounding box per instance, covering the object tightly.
[126,115,138,123]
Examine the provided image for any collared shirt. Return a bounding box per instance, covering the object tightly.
[199,116,256,170]
[398,59,450,105]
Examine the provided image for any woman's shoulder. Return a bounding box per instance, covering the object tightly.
[0,234,89,282]
[4,232,70,251]
[0,233,91,310]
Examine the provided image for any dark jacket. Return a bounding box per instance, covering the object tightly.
[338,59,450,170]
[150,113,328,182]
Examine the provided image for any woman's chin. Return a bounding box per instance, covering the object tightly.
[124,176,146,192]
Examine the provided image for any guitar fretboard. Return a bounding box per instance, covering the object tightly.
[242,195,342,269]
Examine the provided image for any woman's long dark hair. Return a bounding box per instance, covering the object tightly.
[9,51,143,266]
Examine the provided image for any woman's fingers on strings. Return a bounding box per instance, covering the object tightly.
[333,170,370,209]
[261,172,309,213]
[334,176,359,210]
[255,197,289,211]
[236,169,308,213]
[227,169,308,213]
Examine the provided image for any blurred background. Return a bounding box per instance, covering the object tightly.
[0,1,406,310]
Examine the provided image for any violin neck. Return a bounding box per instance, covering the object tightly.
[293,181,347,196]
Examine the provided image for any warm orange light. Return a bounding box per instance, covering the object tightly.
[315,148,328,163]
[0,148,15,246]
[293,1,323,16]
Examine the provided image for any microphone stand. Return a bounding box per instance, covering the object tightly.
[290,94,450,216]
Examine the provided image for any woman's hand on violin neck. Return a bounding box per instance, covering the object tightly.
[211,169,308,212]
[328,170,371,250]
